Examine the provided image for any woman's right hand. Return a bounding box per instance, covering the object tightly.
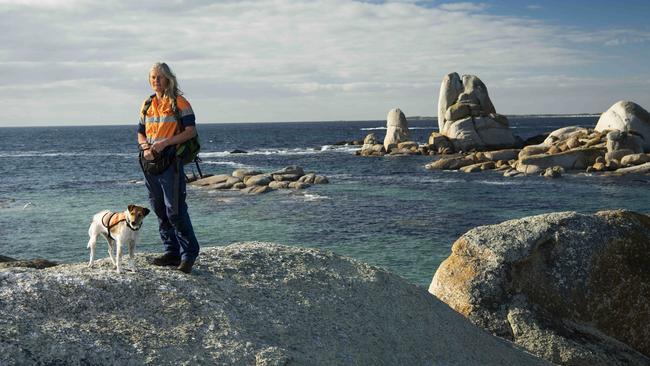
[143,149,155,161]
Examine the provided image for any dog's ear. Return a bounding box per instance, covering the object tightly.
[128,204,135,212]
[143,207,151,217]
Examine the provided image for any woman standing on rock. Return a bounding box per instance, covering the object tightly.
[137,62,200,274]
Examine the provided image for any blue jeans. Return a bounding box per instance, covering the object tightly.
[144,160,200,264]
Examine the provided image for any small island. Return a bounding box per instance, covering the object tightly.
[355,73,650,178]
[190,166,329,194]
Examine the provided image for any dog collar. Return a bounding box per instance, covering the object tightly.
[126,219,141,231]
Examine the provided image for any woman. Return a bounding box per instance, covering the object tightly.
[137,62,200,274]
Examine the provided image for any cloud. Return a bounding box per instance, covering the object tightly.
[562,28,650,47]
[0,0,84,7]
[0,0,648,125]
[602,32,650,46]
[439,2,487,12]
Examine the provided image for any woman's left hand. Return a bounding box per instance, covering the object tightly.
[151,139,169,154]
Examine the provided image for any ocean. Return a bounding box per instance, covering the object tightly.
[1,117,649,287]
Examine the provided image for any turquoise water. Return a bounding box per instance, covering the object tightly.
[1,118,649,287]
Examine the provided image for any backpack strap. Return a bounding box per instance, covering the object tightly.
[170,96,195,156]
[170,96,185,133]
[141,94,156,121]
[169,95,202,181]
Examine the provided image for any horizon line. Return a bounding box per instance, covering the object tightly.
[0,113,602,128]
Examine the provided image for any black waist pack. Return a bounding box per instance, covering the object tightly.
[139,151,174,176]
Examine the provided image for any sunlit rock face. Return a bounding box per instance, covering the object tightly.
[430,210,650,366]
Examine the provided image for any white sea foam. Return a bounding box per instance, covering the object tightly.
[302,193,329,201]
[367,175,465,184]
[511,114,600,119]
[320,145,360,153]
[202,161,250,168]
[200,149,320,157]
[476,180,520,186]
[201,145,357,157]
[249,148,321,156]
[199,151,237,158]
[420,178,465,184]
[360,126,432,131]
[125,180,145,185]
[328,173,354,179]
[0,152,133,158]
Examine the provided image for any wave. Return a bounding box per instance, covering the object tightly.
[352,175,465,184]
[201,145,358,158]
[200,149,319,157]
[360,127,433,131]
[1,146,360,160]
[327,173,355,179]
[202,161,251,168]
[475,180,520,186]
[124,179,145,185]
[302,193,330,201]
[319,145,360,153]
[0,152,133,158]
[509,114,600,119]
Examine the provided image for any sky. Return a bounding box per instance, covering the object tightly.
[1,0,649,126]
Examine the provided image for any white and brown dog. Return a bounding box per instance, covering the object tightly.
[87,204,150,273]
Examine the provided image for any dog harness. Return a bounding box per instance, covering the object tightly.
[101,212,139,241]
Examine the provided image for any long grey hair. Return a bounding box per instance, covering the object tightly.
[149,62,183,110]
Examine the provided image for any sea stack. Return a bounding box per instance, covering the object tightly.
[383,108,410,151]
[437,72,519,152]
[595,101,650,151]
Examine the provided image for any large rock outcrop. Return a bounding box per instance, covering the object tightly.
[595,101,650,151]
[429,210,650,365]
[606,130,644,155]
[437,72,519,152]
[515,146,606,174]
[359,133,386,156]
[191,166,328,194]
[426,102,650,176]
[0,243,548,365]
[383,108,411,151]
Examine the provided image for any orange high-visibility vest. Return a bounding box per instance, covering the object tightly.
[139,95,195,144]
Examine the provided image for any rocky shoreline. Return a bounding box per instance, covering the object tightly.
[354,73,650,178]
[2,210,649,365]
[1,243,548,366]
[190,166,329,195]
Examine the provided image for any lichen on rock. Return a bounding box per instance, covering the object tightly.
[430,210,650,365]
[1,243,549,365]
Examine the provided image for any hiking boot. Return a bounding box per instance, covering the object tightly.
[151,253,181,267]
[177,260,193,274]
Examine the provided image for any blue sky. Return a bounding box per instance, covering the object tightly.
[482,0,650,29]
[1,0,649,126]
